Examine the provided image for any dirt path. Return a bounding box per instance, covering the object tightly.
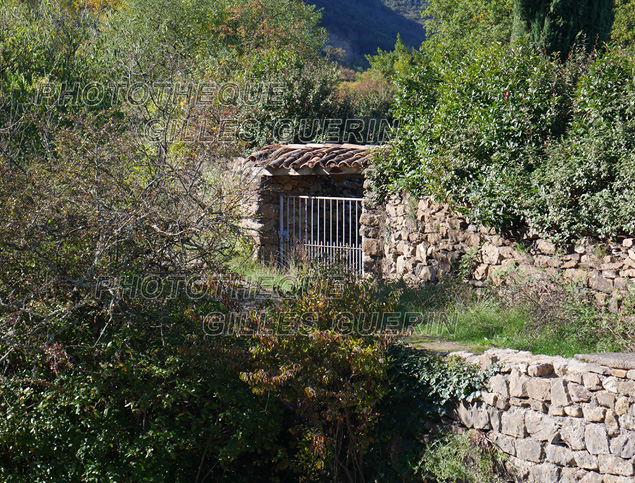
[406,334,492,355]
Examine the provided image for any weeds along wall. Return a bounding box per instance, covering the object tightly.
[451,348,635,482]
[360,187,635,309]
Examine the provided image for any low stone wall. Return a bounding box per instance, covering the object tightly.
[450,349,635,483]
[360,190,635,307]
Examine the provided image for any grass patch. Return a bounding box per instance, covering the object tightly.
[397,276,635,357]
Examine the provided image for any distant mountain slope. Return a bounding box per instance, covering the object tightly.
[307,0,427,67]
[382,0,428,22]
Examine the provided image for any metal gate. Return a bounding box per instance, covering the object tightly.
[279,195,363,274]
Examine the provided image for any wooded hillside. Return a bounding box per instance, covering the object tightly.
[307,0,427,66]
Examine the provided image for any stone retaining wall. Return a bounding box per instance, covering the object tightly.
[360,190,635,307]
[451,349,635,482]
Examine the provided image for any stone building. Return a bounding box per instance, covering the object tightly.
[235,143,378,264]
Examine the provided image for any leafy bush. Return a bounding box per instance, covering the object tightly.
[381,42,571,229]
[0,298,285,483]
[525,48,635,241]
[241,267,400,482]
[380,43,635,242]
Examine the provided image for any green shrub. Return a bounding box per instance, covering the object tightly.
[416,430,506,482]
[383,42,571,230]
[526,48,635,241]
[0,299,284,483]
[380,43,635,242]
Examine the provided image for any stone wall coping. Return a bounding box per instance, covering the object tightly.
[449,348,633,376]
[575,353,635,370]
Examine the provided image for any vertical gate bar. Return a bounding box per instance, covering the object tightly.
[287,195,290,267]
[356,199,360,275]
[347,201,353,269]
[329,199,332,263]
[279,194,284,269]
[317,198,319,262]
[323,198,325,263]
[304,198,308,260]
[336,198,339,261]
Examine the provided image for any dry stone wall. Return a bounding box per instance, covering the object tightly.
[360,190,635,307]
[451,349,635,483]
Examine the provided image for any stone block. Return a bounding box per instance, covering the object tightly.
[565,405,584,418]
[565,269,589,285]
[525,411,560,441]
[501,407,526,438]
[527,378,552,401]
[603,377,619,394]
[597,455,634,476]
[528,363,554,377]
[602,475,635,483]
[529,463,560,483]
[604,410,620,437]
[415,242,427,263]
[614,397,630,416]
[589,272,613,293]
[359,213,381,227]
[579,472,604,483]
[359,225,380,238]
[362,238,383,257]
[482,243,502,264]
[515,438,544,463]
[473,263,490,281]
[574,451,599,470]
[550,406,566,416]
[583,372,604,391]
[552,379,572,407]
[610,432,635,459]
[488,374,509,398]
[570,383,593,402]
[414,264,437,283]
[562,418,587,451]
[481,391,497,407]
[546,444,576,466]
[495,396,511,410]
[585,424,610,455]
[579,472,603,483]
[612,369,628,379]
[491,431,516,455]
[617,380,635,397]
[536,239,557,255]
[619,414,635,431]
[566,372,585,384]
[596,391,617,409]
[560,468,588,483]
[509,369,530,398]
[530,400,548,413]
[488,406,502,432]
[395,256,412,276]
[510,397,532,408]
[583,404,607,423]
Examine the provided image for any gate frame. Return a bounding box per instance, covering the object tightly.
[278,194,364,275]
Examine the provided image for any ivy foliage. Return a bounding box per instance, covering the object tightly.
[367,345,491,482]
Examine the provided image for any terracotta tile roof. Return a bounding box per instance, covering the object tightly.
[248,144,379,174]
